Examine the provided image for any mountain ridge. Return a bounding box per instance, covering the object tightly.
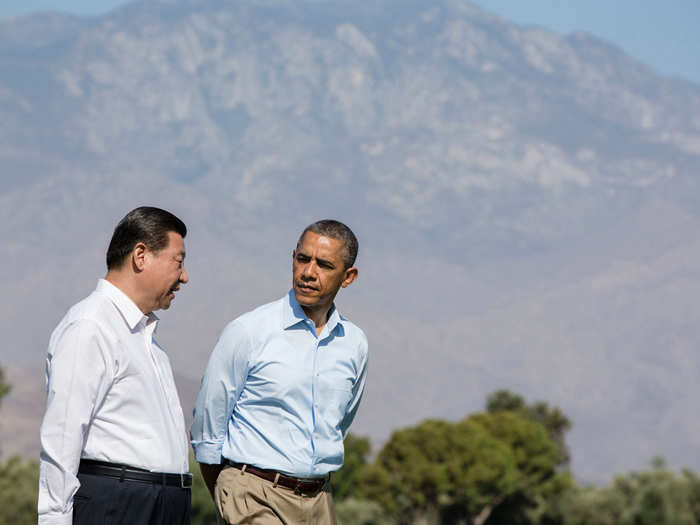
[1,0,699,483]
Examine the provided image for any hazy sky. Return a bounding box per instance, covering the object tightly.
[0,0,698,86]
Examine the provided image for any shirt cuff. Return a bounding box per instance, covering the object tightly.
[38,512,73,525]
[191,440,223,464]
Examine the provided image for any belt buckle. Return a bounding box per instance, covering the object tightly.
[180,473,191,489]
[293,479,303,496]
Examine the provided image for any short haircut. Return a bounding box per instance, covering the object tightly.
[106,207,187,270]
[298,219,358,268]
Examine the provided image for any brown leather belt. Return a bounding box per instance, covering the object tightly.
[226,460,328,496]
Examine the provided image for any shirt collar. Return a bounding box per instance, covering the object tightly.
[96,279,158,332]
[283,289,343,335]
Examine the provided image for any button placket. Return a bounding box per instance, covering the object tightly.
[310,332,322,468]
[146,328,185,459]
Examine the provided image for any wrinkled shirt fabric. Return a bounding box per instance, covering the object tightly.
[190,290,368,478]
[38,279,189,525]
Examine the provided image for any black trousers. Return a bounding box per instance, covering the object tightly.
[73,472,191,525]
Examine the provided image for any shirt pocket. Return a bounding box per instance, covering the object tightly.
[317,386,353,429]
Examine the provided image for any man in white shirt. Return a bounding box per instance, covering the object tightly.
[38,206,192,525]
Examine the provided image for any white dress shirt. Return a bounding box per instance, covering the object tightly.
[38,279,189,525]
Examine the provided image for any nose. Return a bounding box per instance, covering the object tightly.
[180,265,189,284]
[301,262,317,279]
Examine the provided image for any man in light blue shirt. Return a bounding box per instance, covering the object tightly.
[191,219,368,524]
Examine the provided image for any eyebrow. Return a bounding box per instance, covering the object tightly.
[296,252,335,267]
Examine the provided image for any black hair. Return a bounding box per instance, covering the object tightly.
[106,207,187,269]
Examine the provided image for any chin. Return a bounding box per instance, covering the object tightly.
[293,291,317,305]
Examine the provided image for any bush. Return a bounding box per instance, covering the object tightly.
[0,455,39,525]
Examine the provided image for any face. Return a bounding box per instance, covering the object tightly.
[141,231,189,312]
[292,231,357,312]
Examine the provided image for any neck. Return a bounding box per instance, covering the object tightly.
[301,303,332,333]
[105,271,151,314]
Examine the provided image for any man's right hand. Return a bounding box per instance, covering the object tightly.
[198,462,224,501]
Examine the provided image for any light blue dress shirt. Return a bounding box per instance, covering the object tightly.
[190,290,368,478]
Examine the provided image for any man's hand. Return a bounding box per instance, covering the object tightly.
[198,462,224,501]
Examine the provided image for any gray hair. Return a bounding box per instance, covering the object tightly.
[298,219,358,268]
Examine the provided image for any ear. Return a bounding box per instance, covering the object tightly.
[132,242,149,272]
[341,267,358,288]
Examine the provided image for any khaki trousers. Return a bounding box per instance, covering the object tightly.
[215,465,337,525]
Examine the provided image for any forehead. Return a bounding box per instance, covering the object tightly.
[298,232,345,259]
[161,231,186,254]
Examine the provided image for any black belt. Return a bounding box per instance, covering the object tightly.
[225,460,328,496]
[78,459,192,488]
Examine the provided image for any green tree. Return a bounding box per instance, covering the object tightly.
[615,458,697,525]
[363,411,563,525]
[683,468,700,525]
[0,364,39,525]
[543,458,700,525]
[459,412,567,525]
[486,390,572,467]
[0,365,10,405]
[0,363,11,455]
[0,455,40,525]
[333,433,372,501]
[336,498,396,525]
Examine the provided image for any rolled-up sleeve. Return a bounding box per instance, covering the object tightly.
[190,321,251,464]
[38,320,114,525]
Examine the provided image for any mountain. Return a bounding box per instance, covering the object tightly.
[1,0,700,482]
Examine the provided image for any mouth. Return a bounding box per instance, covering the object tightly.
[296,282,318,293]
